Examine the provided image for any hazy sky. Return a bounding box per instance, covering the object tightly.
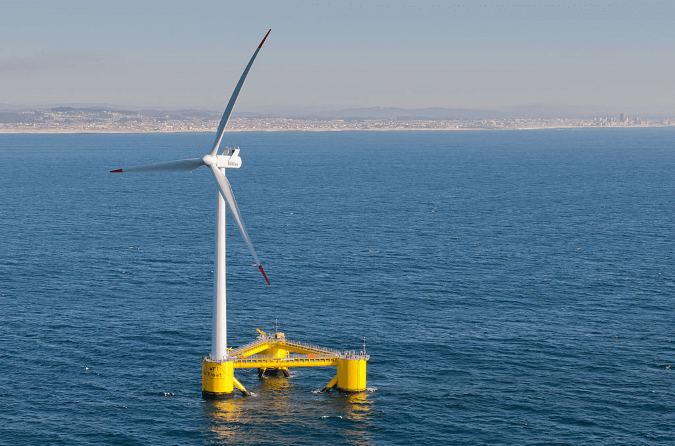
[1,1,674,113]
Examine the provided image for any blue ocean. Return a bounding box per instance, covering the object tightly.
[1,129,673,445]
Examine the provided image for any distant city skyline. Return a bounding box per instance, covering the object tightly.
[1,1,674,114]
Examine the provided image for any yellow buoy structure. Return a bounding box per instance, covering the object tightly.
[110,30,368,399]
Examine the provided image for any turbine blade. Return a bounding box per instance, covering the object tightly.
[210,165,270,285]
[209,29,271,157]
[110,158,205,173]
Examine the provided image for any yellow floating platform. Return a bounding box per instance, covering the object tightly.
[202,329,369,398]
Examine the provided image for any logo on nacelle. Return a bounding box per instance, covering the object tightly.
[215,155,242,168]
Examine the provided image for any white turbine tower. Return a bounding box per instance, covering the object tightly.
[111,30,271,398]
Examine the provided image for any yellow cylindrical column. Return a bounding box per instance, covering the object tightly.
[202,359,234,399]
[259,343,290,377]
[268,345,288,359]
[336,358,367,392]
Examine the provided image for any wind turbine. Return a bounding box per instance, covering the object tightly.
[111,30,272,397]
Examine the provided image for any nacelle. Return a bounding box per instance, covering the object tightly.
[216,148,242,169]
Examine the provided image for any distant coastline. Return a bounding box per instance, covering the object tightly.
[1,107,673,133]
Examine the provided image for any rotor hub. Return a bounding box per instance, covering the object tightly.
[203,154,217,166]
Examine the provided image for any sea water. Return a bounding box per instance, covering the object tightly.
[0,129,673,445]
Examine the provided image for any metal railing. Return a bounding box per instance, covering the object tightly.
[228,337,268,357]
[226,334,370,361]
[233,353,336,362]
[283,339,369,360]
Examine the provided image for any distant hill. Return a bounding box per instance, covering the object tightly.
[0,111,43,123]
[284,107,512,121]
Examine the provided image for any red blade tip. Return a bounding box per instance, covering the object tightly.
[258,29,271,49]
[258,265,270,285]
[110,169,123,173]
